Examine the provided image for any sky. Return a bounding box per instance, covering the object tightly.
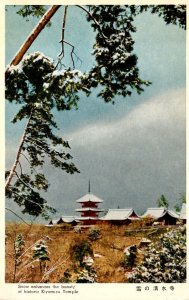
[5,5,186,221]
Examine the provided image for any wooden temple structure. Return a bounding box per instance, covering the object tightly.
[75,181,104,225]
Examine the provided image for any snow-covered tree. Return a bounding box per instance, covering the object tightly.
[128,226,186,283]
[32,239,50,273]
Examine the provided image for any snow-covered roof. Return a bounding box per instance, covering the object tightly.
[180,203,186,219]
[100,208,139,221]
[75,208,104,212]
[75,216,99,220]
[48,219,59,225]
[142,207,165,219]
[142,208,179,219]
[76,193,104,203]
[59,216,79,223]
[168,210,180,219]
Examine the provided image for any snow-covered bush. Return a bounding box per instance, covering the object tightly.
[88,228,101,241]
[76,267,97,283]
[122,245,137,269]
[32,239,50,273]
[71,240,93,267]
[128,226,186,283]
[14,234,25,266]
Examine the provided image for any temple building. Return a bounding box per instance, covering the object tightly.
[75,181,104,225]
[141,207,179,225]
[100,208,139,225]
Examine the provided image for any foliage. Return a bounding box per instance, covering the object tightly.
[157,194,169,208]
[71,240,93,267]
[32,239,50,273]
[174,193,186,212]
[122,245,137,268]
[85,5,151,102]
[88,228,101,241]
[16,5,47,20]
[14,233,25,265]
[146,5,186,29]
[6,52,81,217]
[32,239,50,261]
[76,267,97,283]
[128,226,186,283]
[15,5,187,31]
[59,269,72,283]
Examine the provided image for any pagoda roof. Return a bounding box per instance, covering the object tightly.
[76,207,104,212]
[75,216,99,220]
[76,193,104,203]
[101,208,139,221]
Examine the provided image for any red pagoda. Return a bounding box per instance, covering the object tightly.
[75,181,104,225]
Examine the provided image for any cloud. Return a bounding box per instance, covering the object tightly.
[67,88,185,148]
[6,88,186,220]
[58,88,186,212]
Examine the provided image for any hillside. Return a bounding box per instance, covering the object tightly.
[5,222,184,283]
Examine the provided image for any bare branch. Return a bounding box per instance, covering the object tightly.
[18,161,23,176]
[5,208,30,226]
[14,171,33,191]
[76,5,107,39]
[20,152,38,175]
[40,257,69,282]
[57,6,68,61]
[63,40,75,68]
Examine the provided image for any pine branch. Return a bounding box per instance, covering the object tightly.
[20,152,38,174]
[10,189,47,211]
[76,5,107,39]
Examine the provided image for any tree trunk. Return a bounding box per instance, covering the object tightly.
[5,112,33,190]
[6,5,61,71]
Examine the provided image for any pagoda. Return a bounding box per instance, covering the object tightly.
[75,181,104,225]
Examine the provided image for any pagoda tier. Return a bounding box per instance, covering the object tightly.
[75,192,104,225]
[75,208,103,212]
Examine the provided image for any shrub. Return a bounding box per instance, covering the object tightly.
[14,234,25,265]
[76,267,97,283]
[32,240,50,273]
[71,240,93,267]
[128,226,186,283]
[122,245,137,269]
[88,228,101,241]
[59,269,72,283]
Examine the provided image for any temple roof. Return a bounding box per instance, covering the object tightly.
[101,208,139,221]
[48,216,79,225]
[76,193,104,203]
[59,216,80,223]
[180,203,186,219]
[142,207,179,219]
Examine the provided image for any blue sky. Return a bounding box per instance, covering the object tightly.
[5,6,186,221]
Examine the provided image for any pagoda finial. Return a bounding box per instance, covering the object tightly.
[88,179,91,194]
